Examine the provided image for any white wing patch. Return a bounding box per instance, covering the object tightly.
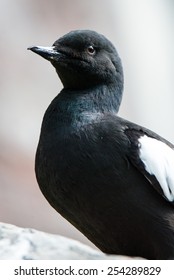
[139,135,174,202]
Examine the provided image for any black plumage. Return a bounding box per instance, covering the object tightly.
[28,30,174,259]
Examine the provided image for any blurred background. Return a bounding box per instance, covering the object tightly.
[0,0,174,249]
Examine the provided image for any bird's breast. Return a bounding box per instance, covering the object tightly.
[35,106,130,218]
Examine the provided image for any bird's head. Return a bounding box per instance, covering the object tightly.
[28,30,123,91]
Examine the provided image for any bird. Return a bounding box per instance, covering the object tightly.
[28,30,174,260]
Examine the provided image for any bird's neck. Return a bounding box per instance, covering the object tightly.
[57,83,123,115]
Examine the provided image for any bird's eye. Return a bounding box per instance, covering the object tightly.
[87,46,96,55]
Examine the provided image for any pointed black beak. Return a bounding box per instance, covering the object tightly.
[27,46,61,62]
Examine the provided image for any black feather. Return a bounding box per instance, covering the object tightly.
[29,30,174,259]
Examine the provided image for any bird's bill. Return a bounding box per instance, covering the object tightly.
[27,46,60,62]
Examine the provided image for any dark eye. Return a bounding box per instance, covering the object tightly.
[87,46,96,55]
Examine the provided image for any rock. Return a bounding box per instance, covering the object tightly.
[0,223,142,260]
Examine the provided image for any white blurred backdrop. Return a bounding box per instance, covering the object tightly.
[0,0,174,249]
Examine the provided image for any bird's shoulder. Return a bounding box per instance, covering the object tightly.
[89,114,174,204]
[119,117,174,203]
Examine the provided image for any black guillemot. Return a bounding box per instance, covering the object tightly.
[28,30,174,259]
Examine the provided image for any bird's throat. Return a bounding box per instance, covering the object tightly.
[59,83,123,116]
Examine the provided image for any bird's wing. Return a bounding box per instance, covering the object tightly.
[124,127,174,203]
